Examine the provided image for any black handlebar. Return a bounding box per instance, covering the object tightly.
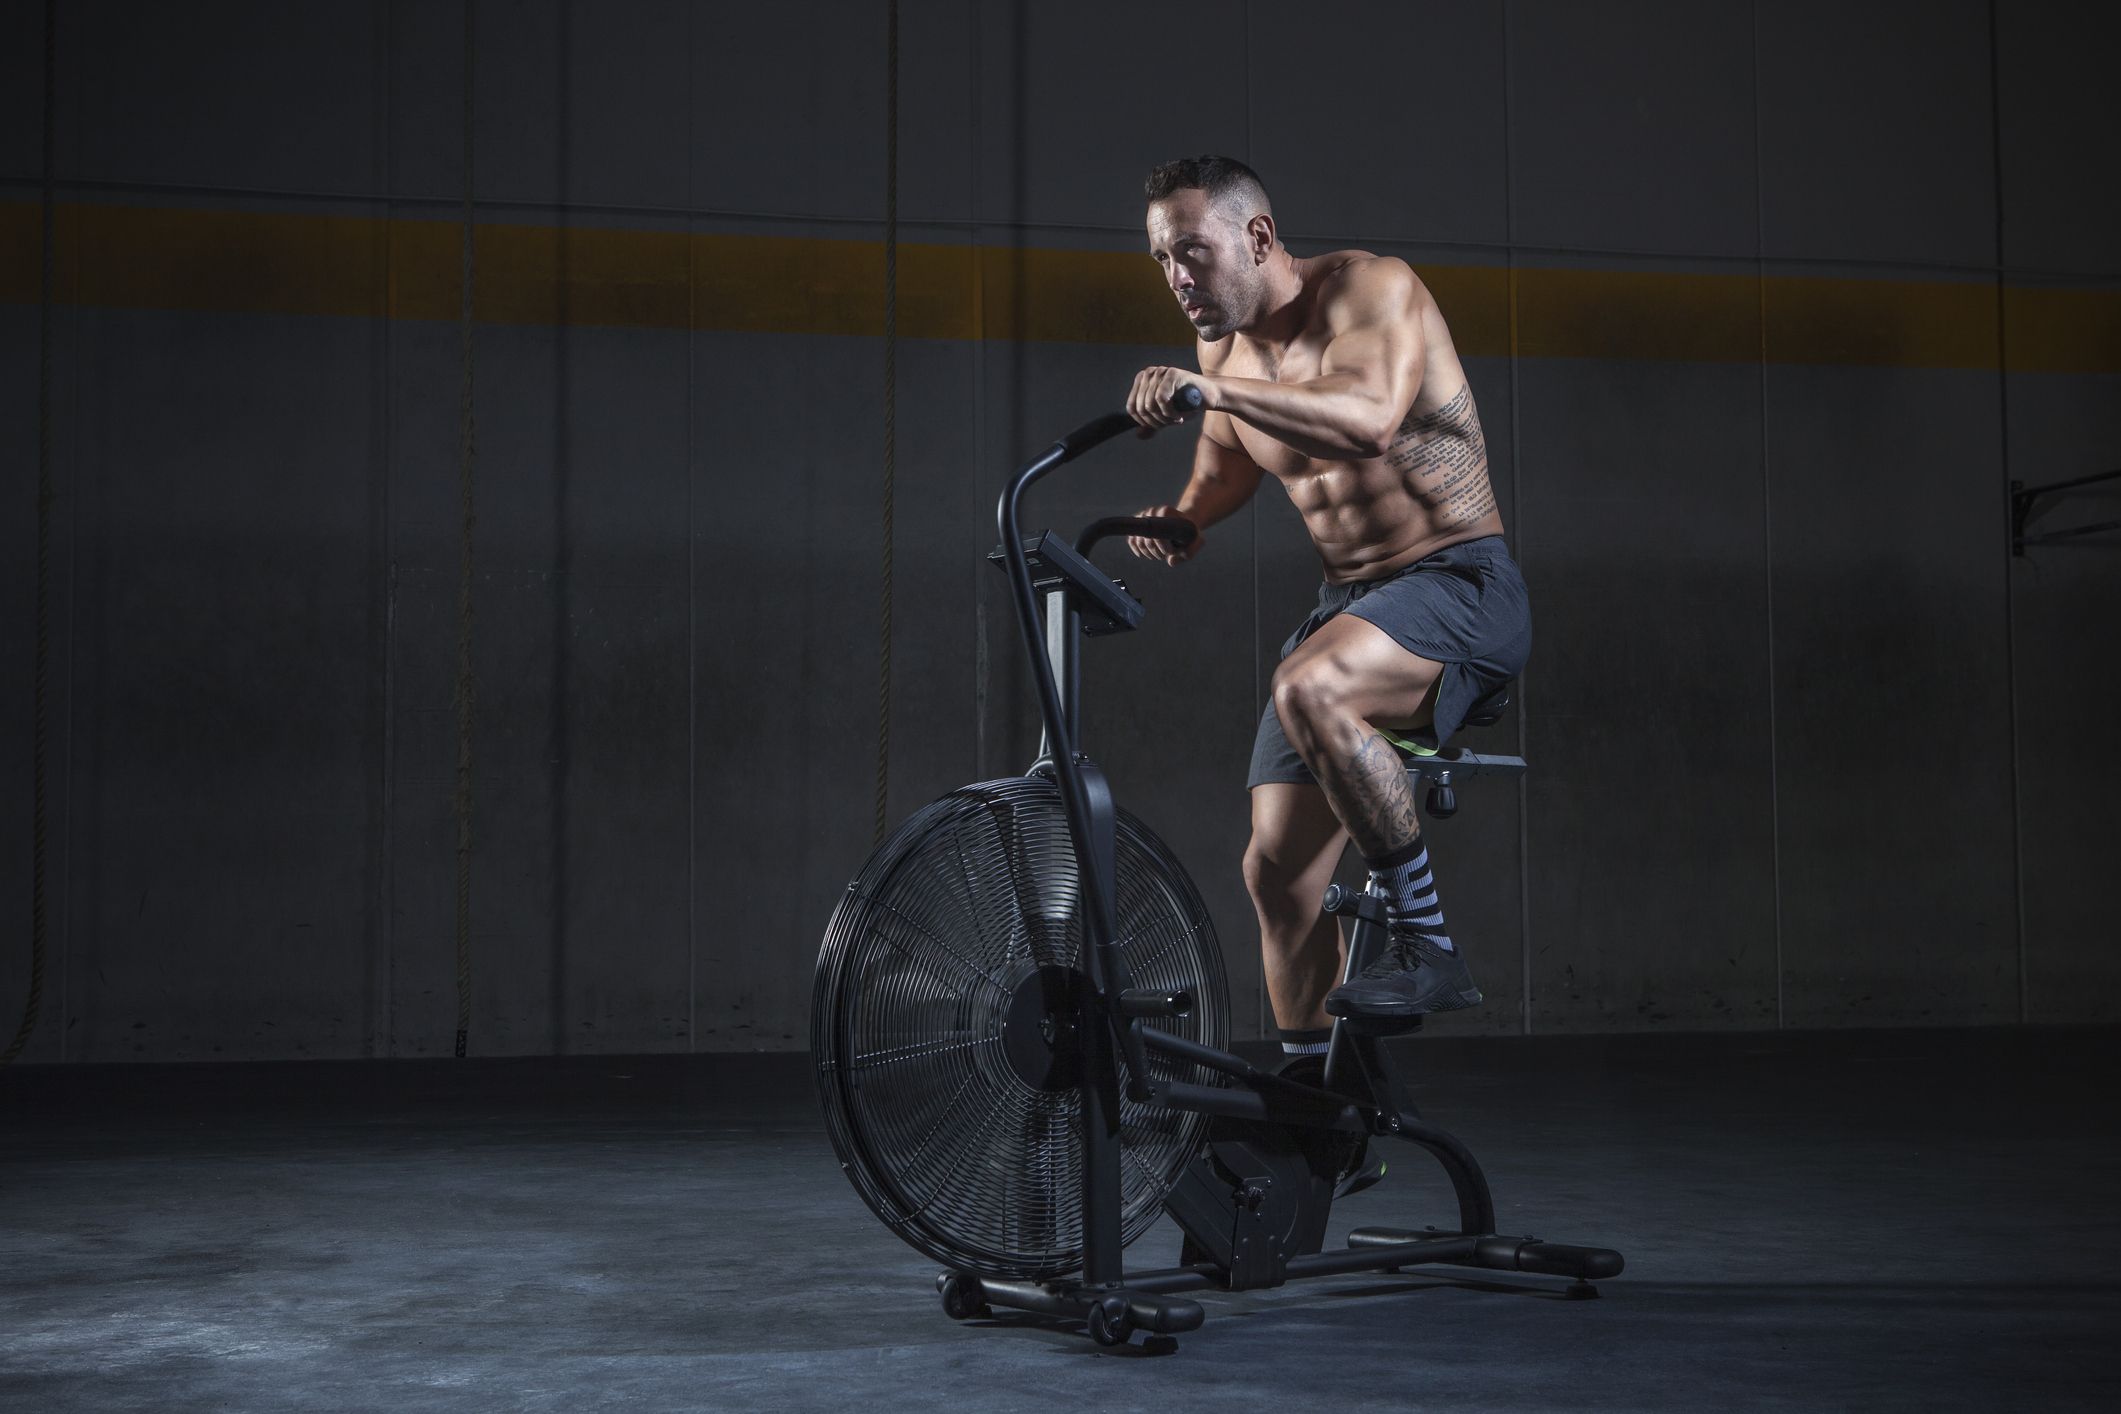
[1056,412,1138,458]
[1073,516,1196,558]
[1054,385,1206,463]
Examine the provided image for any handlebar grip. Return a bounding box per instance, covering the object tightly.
[1136,516,1196,548]
[1055,411,1139,459]
[1051,387,1209,463]
[1071,515,1196,558]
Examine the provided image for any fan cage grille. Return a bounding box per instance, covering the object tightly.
[813,776,1230,1279]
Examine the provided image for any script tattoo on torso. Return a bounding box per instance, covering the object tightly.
[1381,385,1498,527]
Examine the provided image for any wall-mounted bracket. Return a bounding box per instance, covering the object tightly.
[2013,468,2121,555]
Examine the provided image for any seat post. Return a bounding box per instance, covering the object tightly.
[1033,587,1080,769]
[1322,878,1394,1093]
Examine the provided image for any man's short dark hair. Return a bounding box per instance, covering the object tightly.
[1144,155,1272,216]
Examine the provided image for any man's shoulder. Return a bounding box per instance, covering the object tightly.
[1312,251,1424,322]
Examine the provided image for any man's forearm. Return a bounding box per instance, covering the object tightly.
[1208,373,1396,462]
[1175,467,1260,529]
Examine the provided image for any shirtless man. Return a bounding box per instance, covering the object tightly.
[1121,156,1531,1059]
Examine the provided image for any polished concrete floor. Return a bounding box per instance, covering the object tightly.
[3,1026,2117,1412]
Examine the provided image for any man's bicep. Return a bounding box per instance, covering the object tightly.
[1317,321,1406,384]
[1317,261,1424,410]
[1319,307,1421,396]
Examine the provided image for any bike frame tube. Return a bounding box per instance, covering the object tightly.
[1031,587,1080,771]
[996,419,1153,1083]
[996,413,1147,1288]
[1141,1027,1374,1118]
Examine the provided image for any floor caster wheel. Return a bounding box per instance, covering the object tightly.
[938,1273,989,1321]
[1087,1296,1134,1347]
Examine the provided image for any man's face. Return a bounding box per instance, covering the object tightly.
[1147,189,1260,342]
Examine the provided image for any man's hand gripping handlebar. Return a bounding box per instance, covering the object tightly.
[1113,384,1208,565]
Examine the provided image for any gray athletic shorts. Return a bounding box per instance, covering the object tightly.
[1247,534,1532,788]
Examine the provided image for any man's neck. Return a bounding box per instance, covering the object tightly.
[1238,250,1311,350]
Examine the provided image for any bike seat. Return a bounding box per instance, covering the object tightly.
[1461,681,1513,729]
[1375,681,1515,761]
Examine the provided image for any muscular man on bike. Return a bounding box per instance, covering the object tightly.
[1122,155,1529,1055]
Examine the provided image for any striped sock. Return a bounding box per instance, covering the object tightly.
[1362,834,1456,953]
[1277,1026,1332,1057]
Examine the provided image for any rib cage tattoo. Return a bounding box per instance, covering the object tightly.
[1382,386,1497,527]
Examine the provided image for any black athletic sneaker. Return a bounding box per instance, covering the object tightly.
[1324,931,1482,1020]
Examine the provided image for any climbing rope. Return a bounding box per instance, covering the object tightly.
[453,0,478,1058]
[874,0,898,846]
[4,0,56,1068]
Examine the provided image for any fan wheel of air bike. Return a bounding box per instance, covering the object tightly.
[813,775,1230,1280]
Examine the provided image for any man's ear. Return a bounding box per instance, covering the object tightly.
[1248,212,1276,264]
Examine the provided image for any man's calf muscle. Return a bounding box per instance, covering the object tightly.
[1315,733,1421,859]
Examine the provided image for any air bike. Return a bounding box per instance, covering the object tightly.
[813,389,1623,1348]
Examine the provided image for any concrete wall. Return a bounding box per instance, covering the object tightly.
[1,0,2116,1061]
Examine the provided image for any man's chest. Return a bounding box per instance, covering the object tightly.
[1215,338,1328,473]
[1219,334,1321,387]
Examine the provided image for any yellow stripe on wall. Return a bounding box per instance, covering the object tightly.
[1,201,2116,373]
[2004,285,2121,374]
[1515,268,1761,363]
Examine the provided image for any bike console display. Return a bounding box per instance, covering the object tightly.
[986,530,1145,636]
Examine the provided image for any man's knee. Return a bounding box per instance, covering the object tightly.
[1269,659,1348,740]
[1243,829,1338,912]
[1241,838,1289,903]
